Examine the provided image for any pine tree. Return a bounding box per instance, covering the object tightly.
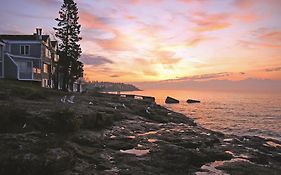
[54,0,83,91]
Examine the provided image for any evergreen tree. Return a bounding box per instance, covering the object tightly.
[54,0,83,91]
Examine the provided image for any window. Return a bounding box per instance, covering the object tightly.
[33,68,42,74]
[43,64,48,73]
[20,45,30,55]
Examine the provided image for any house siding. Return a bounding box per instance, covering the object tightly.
[4,54,18,79]
[10,43,42,58]
[0,44,3,78]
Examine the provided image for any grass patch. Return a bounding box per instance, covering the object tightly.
[0,80,67,100]
[43,110,81,133]
[0,105,28,133]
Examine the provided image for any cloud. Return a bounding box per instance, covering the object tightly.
[238,29,281,49]
[110,74,120,78]
[80,54,114,66]
[234,0,256,9]
[125,0,162,5]
[79,10,112,31]
[166,72,233,82]
[235,14,259,23]
[84,65,140,82]
[26,0,59,6]
[143,69,159,76]
[177,0,207,3]
[95,30,136,51]
[259,31,281,43]
[133,58,159,77]
[190,12,231,32]
[265,66,281,72]
[152,50,182,65]
[186,35,214,47]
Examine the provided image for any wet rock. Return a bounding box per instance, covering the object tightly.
[218,161,281,175]
[82,112,117,129]
[186,99,200,103]
[165,96,179,104]
[71,131,104,147]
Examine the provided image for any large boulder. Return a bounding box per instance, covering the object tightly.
[165,96,179,104]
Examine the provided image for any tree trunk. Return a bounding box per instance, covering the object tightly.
[62,67,69,91]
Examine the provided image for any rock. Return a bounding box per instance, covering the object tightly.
[44,148,73,172]
[165,96,179,104]
[142,96,155,103]
[186,99,200,103]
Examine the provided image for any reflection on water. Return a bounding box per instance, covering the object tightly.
[125,89,281,141]
[137,131,158,136]
[147,139,158,143]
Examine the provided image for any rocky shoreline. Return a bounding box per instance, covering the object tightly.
[0,88,281,175]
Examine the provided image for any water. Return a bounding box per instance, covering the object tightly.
[124,89,281,141]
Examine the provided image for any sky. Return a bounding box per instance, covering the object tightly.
[0,0,281,84]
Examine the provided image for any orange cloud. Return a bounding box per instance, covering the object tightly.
[95,30,136,51]
[126,0,162,4]
[79,10,111,31]
[234,0,256,9]
[260,31,281,43]
[185,35,214,47]
[235,14,259,23]
[84,65,139,82]
[240,29,281,49]
[191,12,231,32]
[152,50,182,65]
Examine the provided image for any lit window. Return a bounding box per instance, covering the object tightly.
[44,64,48,73]
[20,45,30,55]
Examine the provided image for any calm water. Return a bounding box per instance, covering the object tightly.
[124,89,281,141]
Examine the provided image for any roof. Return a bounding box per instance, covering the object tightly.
[0,34,49,42]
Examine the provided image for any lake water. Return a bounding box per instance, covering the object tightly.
[124,89,281,141]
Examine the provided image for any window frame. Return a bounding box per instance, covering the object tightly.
[20,45,30,55]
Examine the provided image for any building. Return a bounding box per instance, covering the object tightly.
[0,28,58,88]
[0,40,4,79]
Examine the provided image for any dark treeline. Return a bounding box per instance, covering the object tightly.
[85,81,141,92]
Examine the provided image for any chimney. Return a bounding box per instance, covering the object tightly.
[36,28,42,40]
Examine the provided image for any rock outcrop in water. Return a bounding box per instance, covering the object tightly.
[187,99,200,103]
[0,81,280,175]
[165,96,180,104]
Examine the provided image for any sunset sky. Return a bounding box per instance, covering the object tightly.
[1,0,281,83]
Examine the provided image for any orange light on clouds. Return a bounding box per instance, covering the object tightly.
[77,0,281,82]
